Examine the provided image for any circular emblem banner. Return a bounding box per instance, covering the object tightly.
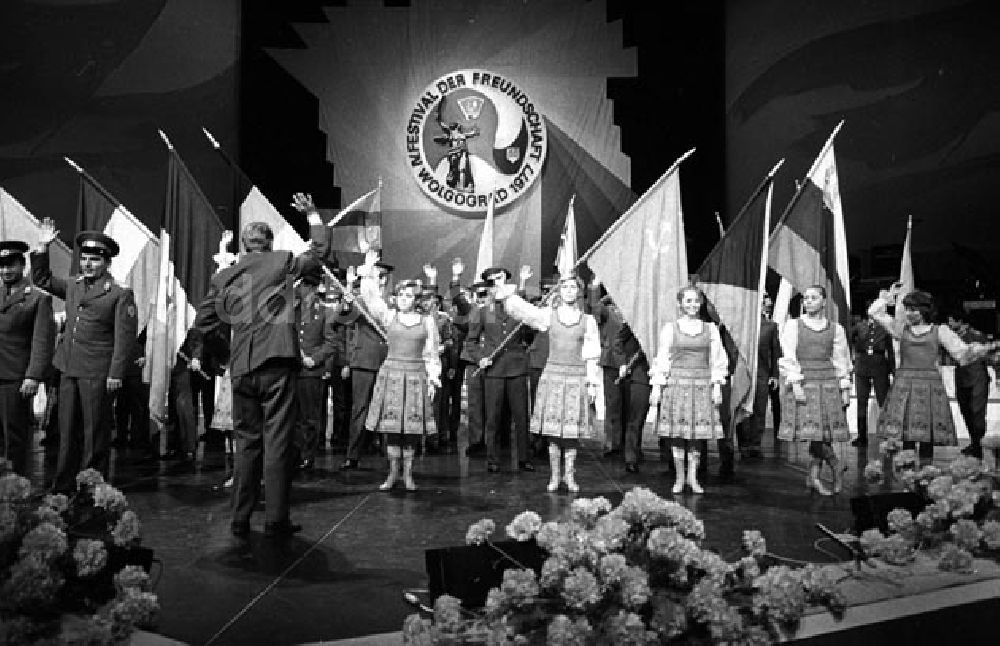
[405,69,548,213]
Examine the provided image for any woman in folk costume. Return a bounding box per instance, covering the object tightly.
[494,270,600,493]
[649,285,729,494]
[351,250,441,491]
[869,287,997,459]
[777,285,852,496]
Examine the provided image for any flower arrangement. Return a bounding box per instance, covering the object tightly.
[403,487,846,644]
[0,460,158,645]
[860,440,999,572]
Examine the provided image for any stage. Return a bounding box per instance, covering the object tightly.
[20,427,983,645]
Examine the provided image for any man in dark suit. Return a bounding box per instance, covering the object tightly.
[193,192,329,537]
[449,259,488,455]
[323,276,350,451]
[293,266,337,470]
[947,309,990,458]
[0,240,54,475]
[587,281,627,457]
[613,323,649,473]
[736,300,781,459]
[32,226,138,491]
[463,267,533,472]
[337,264,390,470]
[851,302,894,447]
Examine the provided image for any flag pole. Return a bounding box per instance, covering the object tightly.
[157,129,174,151]
[769,120,844,236]
[578,147,695,265]
[65,157,122,209]
[724,158,785,237]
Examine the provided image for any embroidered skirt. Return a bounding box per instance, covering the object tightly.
[876,368,956,445]
[777,362,850,443]
[366,357,437,436]
[531,361,595,440]
[654,367,723,440]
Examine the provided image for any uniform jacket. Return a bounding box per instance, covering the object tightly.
[851,317,895,378]
[757,318,781,382]
[335,299,389,372]
[31,251,137,380]
[464,299,530,378]
[0,277,54,381]
[435,311,462,375]
[295,283,337,378]
[612,323,649,385]
[194,223,329,378]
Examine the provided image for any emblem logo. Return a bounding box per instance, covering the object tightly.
[405,69,547,213]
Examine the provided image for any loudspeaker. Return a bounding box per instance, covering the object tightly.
[425,539,547,607]
[850,492,926,533]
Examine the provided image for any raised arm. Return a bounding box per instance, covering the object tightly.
[289,192,332,278]
[867,295,904,339]
[496,285,549,331]
[30,218,68,299]
[938,325,999,366]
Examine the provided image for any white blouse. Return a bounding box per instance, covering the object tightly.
[777,317,852,389]
[359,273,441,382]
[649,318,728,387]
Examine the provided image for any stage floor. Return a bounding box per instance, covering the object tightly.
[19,430,973,646]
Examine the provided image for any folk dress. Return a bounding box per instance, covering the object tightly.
[777,317,852,444]
[501,295,600,440]
[649,320,728,440]
[360,278,442,438]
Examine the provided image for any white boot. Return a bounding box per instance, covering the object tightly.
[687,450,703,494]
[563,449,579,493]
[671,447,686,494]
[547,443,561,492]
[402,447,417,491]
[380,445,401,491]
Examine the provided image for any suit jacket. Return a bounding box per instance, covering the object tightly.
[0,277,54,381]
[587,285,625,368]
[335,299,389,372]
[757,318,781,382]
[851,318,895,378]
[954,326,990,388]
[295,283,337,378]
[612,323,649,385]
[31,251,137,380]
[465,299,529,378]
[194,223,329,378]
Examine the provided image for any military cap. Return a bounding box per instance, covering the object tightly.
[480,266,512,282]
[0,240,29,265]
[75,231,119,258]
[471,281,491,295]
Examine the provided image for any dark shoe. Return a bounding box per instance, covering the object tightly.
[519,461,535,472]
[487,463,500,473]
[960,445,983,459]
[340,459,359,471]
[263,521,302,537]
[625,463,639,474]
[602,448,621,458]
[231,521,250,537]
[851,437,868,447]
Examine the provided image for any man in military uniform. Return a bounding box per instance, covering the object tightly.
[338,262,391,470]
[613,323,649,473]
[851,301,895,447]
[588,280,627,457]
[946,309,990,458]
[293,266,337,471]
[0,240,54,475]
[454,274,490,456]
[463,266,533,473]
[32,224,137,490]
[736,296,781,459]
[193,193,330,537]
[323,274,350,450]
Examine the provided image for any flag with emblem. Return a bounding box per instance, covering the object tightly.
[474,191,495,279]
[325,181,382,253]
[147,138,225,427]
[697,160,781,426]
[581,149,694,360]
[769,121,851,330]
[0,187,73,308]
[70,158,160,332]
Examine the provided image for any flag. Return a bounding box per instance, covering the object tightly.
[697,162,779,426]
[895,215,914,328]
[582,150,693,360]
[554,195,578,277]
[474,191,495,279]
[768,122,851,330]
[239,185,309,255]
[326,184,381,253]
[0,187,74,305]
[73,162,160,331]
[147,147,225,427]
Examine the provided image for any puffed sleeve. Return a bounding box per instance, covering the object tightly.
[499,291,551,331]
[358,274,391,328]
[867,297,903,339]
[708,323,728,384]
[778,320,802,384]
[422,315,442,383]
[583,313,601,385]
[832,323,853,388]
[648,324,675,387]
[938,325,994,366]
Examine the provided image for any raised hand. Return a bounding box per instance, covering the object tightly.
[37,217,59,248]
[451,257,464,278]
[363,248,380,272]
[219,230,233,253]
[423,264,438,283]
[519,265,533,283]
[346,266,357,284]
[290,192,316,214]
